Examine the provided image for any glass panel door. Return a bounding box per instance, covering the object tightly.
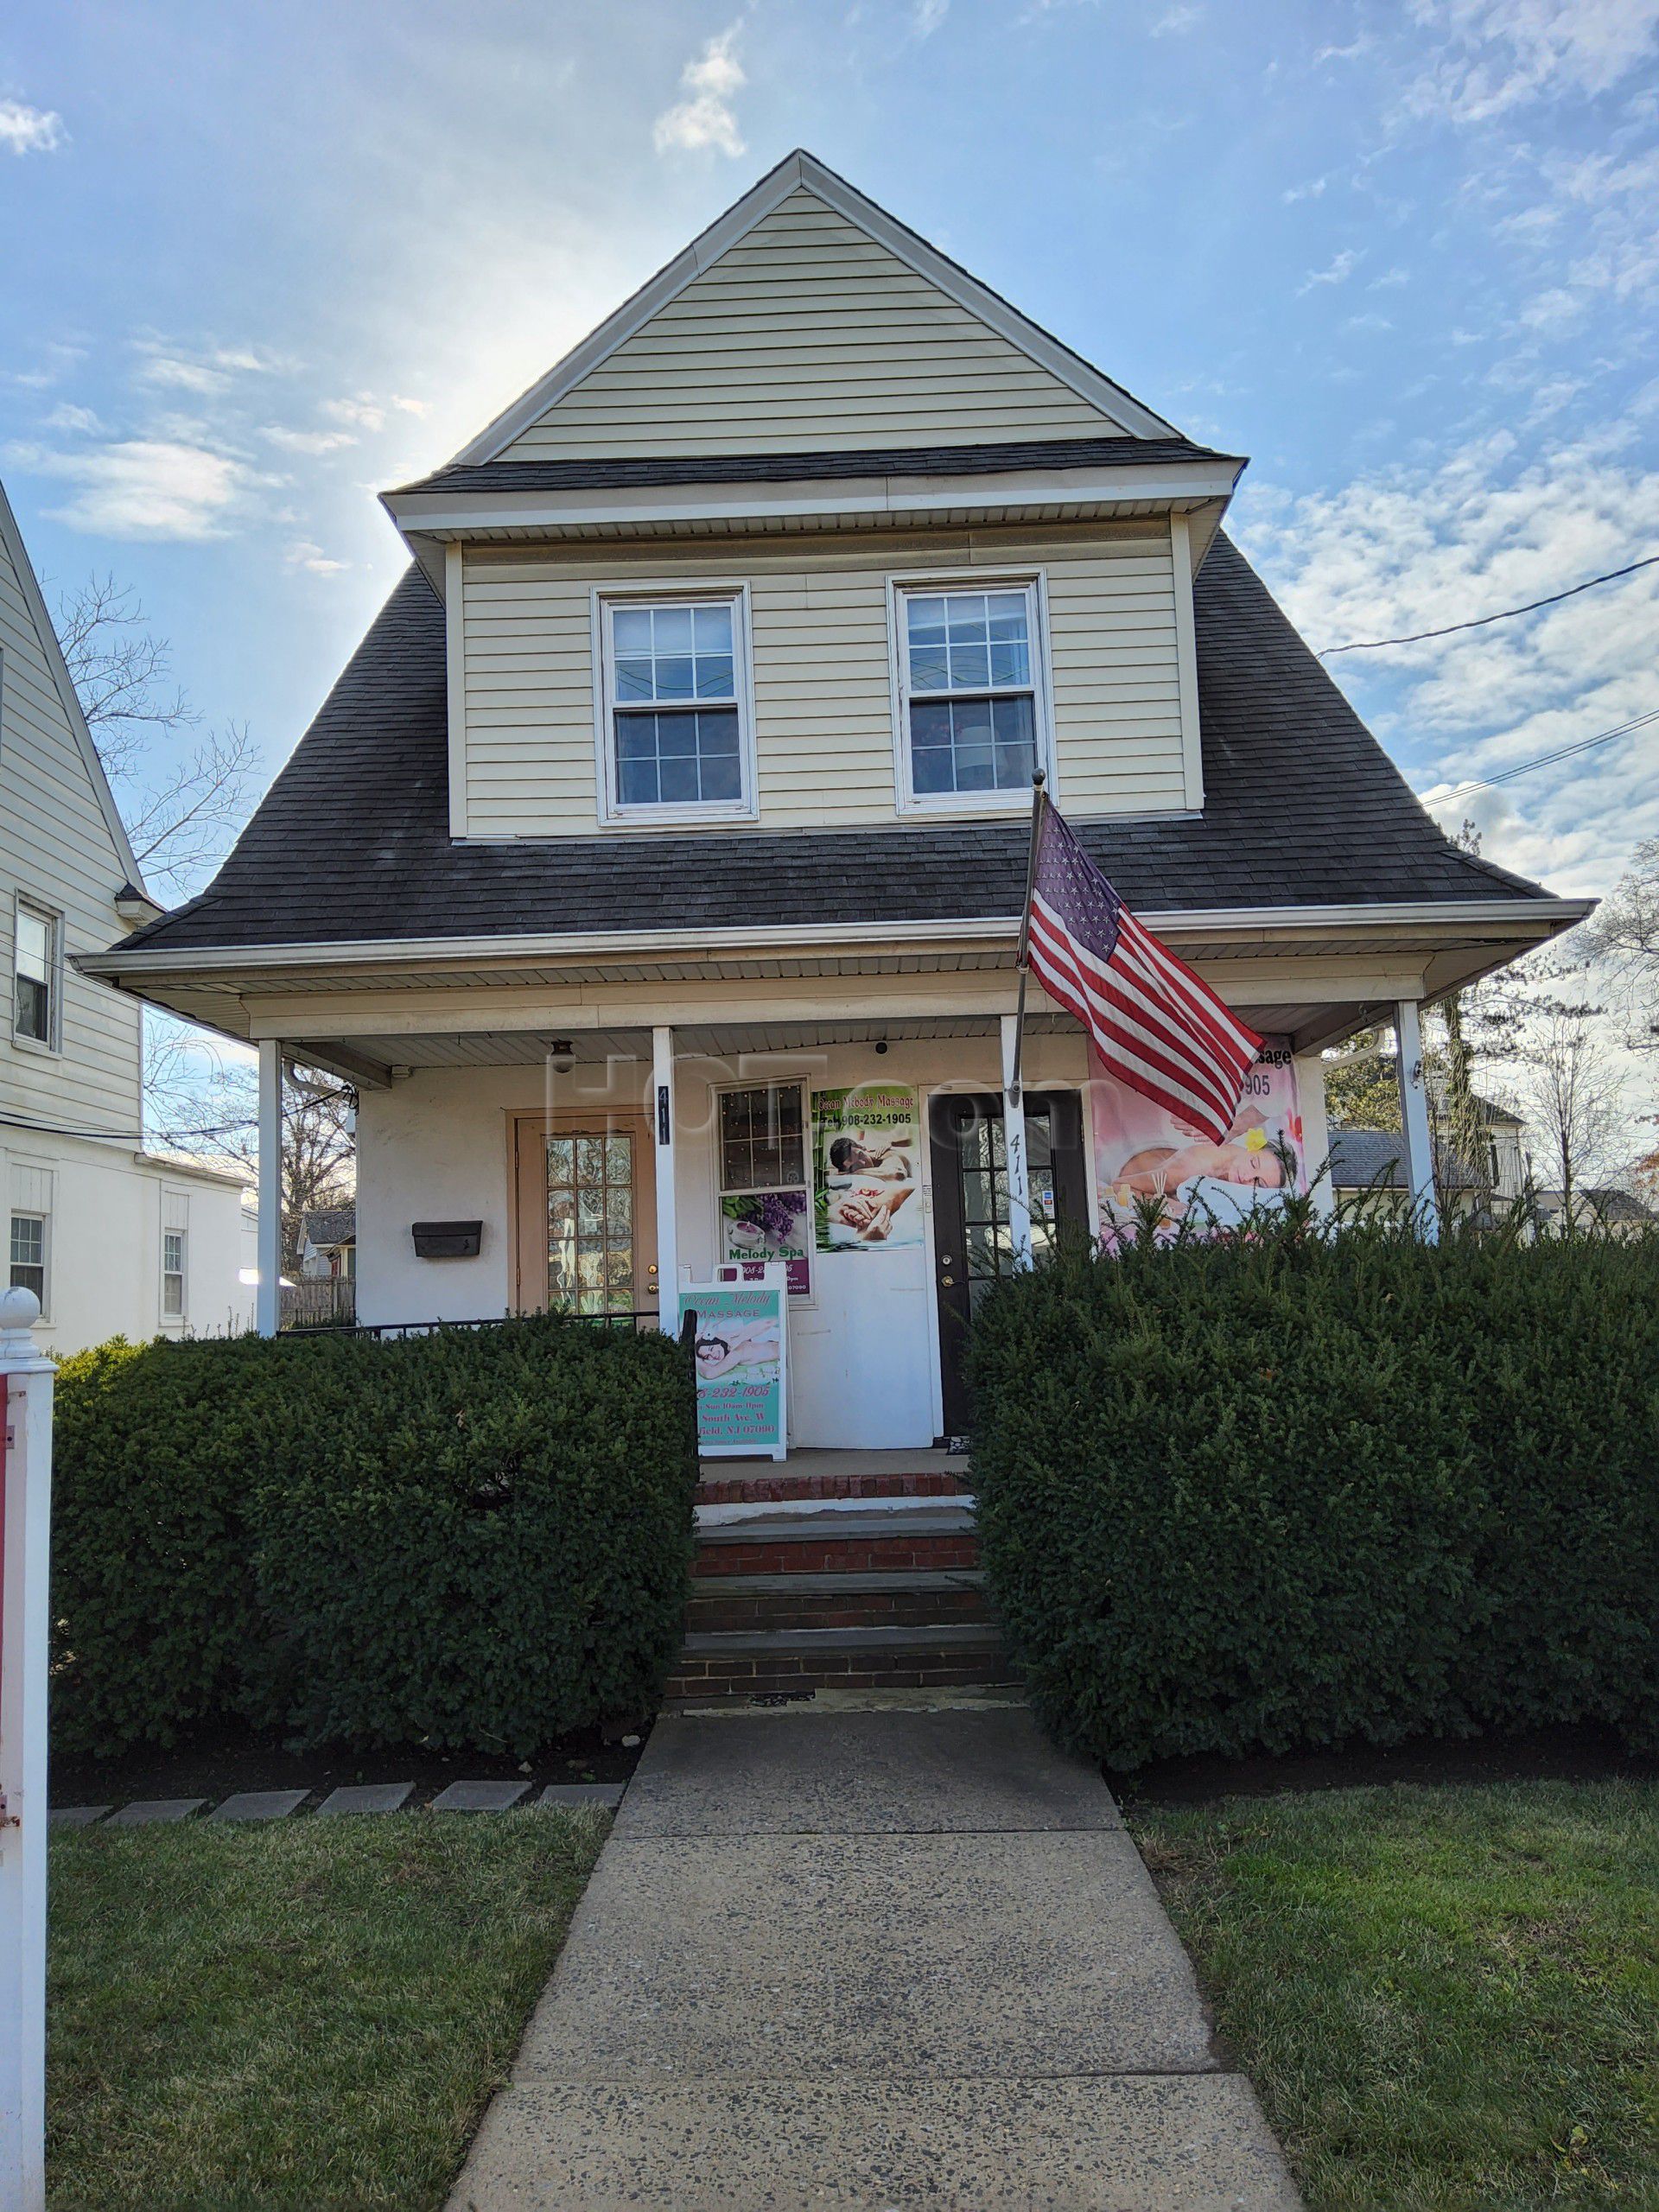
[547,1129,637,1314]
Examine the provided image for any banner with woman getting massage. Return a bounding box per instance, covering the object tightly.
[1090,1040,1306,1251]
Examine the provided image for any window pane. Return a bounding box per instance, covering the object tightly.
[614,658,655,702]
[617,753,659,805]
[695,653,734,699]
[906,588,1031,696]
[905,595,945,643]
[652,655,694,700]
[651,605,694,653]
[658,754,699,803]
[16,975,50,1042]
[612,607,653,652]
[657,715,698,756]
[16,909,51,982]
[700,750,741,802]
[909,693,1034,795]
[693,603,733,651]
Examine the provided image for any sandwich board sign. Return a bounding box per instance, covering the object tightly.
[678,1262,787,1460]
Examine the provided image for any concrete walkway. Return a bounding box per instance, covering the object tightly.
[448,1704,1301,2209]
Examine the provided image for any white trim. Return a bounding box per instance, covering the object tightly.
[445,543,467,839]
[10,896,63,1055]
[79,897,1596,980]
[652,1026,679,1332]
[383,460,1243,542]
[886,571,1056,818]
[590,582,758,828]
[1169,513,1205,813]
[440,150,1175,474]
[256,1041,282,1338]
[0,478,148,895]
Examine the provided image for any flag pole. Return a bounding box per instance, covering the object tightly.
[1007,771,1047,1110]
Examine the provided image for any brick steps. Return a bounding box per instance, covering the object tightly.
[695,1469,968,1506]
[674,1497,1008,1706]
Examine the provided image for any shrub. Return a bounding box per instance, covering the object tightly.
[52,1317,697,1761]
[967,1221,1659,1769]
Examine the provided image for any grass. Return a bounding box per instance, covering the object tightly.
[1130,1780,1659,2212]
[48,1806,607,2212]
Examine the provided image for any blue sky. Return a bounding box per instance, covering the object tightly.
[4,0,1656,912]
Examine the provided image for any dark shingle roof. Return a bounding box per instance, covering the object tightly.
[392,435,1237,499]
[301,1204,356,1248]
[117,535,1554,958]
[1329,1129,1480,1191]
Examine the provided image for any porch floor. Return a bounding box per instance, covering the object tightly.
[699,1446,969,1482]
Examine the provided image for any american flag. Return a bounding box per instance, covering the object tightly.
[1025,800,1262,1145]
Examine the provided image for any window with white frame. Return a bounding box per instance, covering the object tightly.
[598,592,753,821]
[9,1213,46,1306]
[14,899,61,1047]
[162,1228,187,1319]
[893,581,1047,807]
[716,1081,811,1296]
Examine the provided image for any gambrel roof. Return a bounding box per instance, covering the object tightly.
[107,537,1560,957]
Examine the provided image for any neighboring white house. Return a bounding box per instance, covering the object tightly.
[0,477,256,1352]
[88,152,1591,1443]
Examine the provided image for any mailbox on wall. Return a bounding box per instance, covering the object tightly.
[410,1220,482,1260]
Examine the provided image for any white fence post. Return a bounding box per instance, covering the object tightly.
[0,1287,53,2212]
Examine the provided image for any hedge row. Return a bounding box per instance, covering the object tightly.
[967,1223,1659,1768]
[51,1316,698,1761]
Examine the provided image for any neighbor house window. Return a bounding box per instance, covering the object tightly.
[9,1214,46,1306]
[893,581,1048,809]
[14,900,60,1047]
[598,591,754,822]
[162,1229,187,1319]
[716,1082,810,1296]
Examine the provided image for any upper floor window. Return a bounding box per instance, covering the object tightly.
[893,580,1050,812]
[13,899,61,1049]
[597,589,756,824]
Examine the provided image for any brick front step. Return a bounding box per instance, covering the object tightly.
[664,1636,1017,1704]
[691,1534,981,1577]
[695,1470,968,1507]
[686,1571,991,1636]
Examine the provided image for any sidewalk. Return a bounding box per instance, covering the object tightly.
[448,1702,1301,2209]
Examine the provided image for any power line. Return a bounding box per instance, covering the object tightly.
[1427,705,1659,806]
[1319,552,1659,657]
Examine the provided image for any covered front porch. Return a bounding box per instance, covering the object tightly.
[149,903,1570,1453]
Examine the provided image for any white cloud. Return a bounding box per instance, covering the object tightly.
[41,402,101,434]
[0,99,65,156]
[262,423,356,454]
[1151,4,1201,32]
[1404,0,1659,124]
[21,437,262,539]
[285,539,350,575]
[1237,435,1659,899]
[652,25,747,157]
[1282,174,1331,203]
[132,340,283,396]
[912,0,950,34]
[1299,247,1362,293]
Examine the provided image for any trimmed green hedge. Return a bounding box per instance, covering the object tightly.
[967,1224,1659,1768]
[52,1317,697,1761]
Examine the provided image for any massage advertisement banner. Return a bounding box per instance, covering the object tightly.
[719,1188,811,1296]
[1091,1040,1305,1251]
[678,1269,787,1459]
[812,1084,924,1252]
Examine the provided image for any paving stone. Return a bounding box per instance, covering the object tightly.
[429,1780,530,1813]
[106,1798,206,1827]
[49,1805,111,1828]
[620,1706,1118,1838]
[210,1789,308,1822]
[449,2076,1302,2210]
[315,1783,414,1817]
[516,1829,1216,2082]
[537,1783,625,1810]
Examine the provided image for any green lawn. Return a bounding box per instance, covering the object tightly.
[48,1807,607,2212]
[1131,1780,1659,2212]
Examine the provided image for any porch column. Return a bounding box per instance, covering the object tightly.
[1394,999,1441,1243]
[652,1026,680,1331]
[1001,1013,1034,1269]
[256,1039,283,1337]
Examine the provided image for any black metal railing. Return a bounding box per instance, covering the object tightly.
[295,1307,666,1342]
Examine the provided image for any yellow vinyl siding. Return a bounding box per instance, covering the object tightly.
[460,524,1187,837]
[0,527,143,1132]
[499,190,1128,461]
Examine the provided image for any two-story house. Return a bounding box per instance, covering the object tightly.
[84,152,1586,1446]
[1,479,254,1351]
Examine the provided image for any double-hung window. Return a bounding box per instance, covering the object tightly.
[14,899,60,1048]
[598,590,754,823]
[9,1213,46,1306]
[716,1082,810,1296]
[893,581,1049,810]
[162,1229,187,1319]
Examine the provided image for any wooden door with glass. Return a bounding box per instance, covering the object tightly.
[511,1110,658,1319]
